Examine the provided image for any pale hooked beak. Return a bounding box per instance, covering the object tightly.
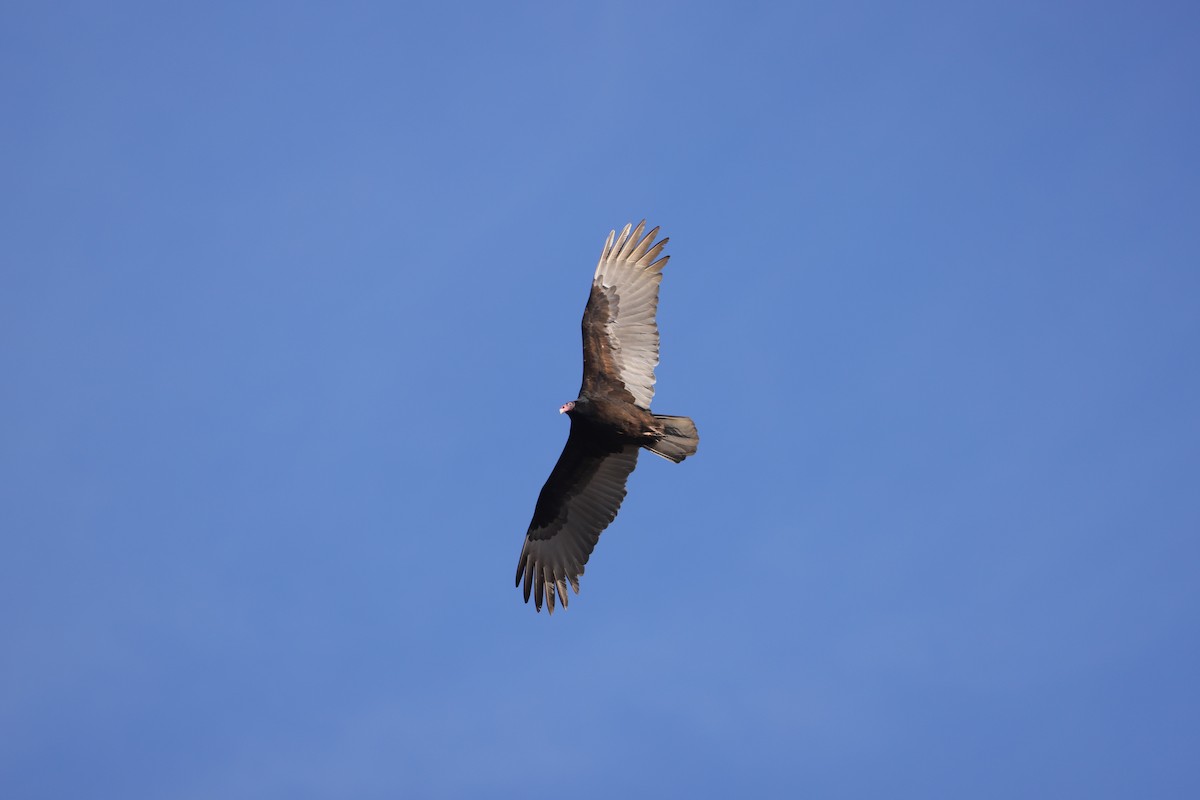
[559,401,575,414]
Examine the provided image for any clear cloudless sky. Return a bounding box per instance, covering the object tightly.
[2,2,1198,798]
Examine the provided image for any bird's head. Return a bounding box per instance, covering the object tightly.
[559,400,576,415]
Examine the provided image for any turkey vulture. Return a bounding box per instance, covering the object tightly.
[516,221,698,614]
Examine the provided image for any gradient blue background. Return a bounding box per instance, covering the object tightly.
[3,2,1198,797]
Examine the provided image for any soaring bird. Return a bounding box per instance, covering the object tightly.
[516,221,698,613]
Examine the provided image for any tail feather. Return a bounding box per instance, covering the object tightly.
[646,415,699,463]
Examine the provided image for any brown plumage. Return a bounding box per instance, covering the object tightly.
[516,221,699,614]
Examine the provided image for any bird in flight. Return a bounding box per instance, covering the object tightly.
[516,221,698,614]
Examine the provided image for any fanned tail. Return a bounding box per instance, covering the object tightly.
[646,415,699,463]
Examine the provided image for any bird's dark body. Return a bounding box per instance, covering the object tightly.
[568,395,661,442]
[516,221,698,613]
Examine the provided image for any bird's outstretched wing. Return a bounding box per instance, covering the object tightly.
[581,221,669,409]
[516,427,640,613]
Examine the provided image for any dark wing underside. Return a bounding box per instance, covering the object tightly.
[516,425,640,613]
[581,221,669,409]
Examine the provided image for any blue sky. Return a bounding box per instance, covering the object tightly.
[3,2,1198,797]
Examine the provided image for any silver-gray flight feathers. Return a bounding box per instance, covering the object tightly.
[516,221,698,613]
